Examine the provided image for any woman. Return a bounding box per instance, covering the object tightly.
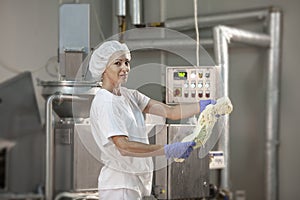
[89,40,215,200]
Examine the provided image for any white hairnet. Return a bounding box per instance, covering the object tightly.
[89,40,131,80]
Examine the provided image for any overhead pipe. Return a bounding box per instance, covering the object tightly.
[125,38,214,49]
[165,8,270,31]
[45,94,87,200]
[215,26,270,47]
[265,9,282,200]
[213,25,272,191]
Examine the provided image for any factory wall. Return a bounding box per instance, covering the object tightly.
[0,0,299,199]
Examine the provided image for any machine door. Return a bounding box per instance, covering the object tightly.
[168,125,209,199]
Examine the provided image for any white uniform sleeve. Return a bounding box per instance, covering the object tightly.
[131,90,150,111]
[93,97,130,146]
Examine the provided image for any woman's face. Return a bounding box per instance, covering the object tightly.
[103,53,131,85]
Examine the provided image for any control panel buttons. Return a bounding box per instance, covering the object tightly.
[198,72,203,78]
[166,67,217,104]
[173,88,182,97]
[184,91,189,98]
[205,72,210,78]
[191,91,196,98]
[190,82,196,89]
[198,82,203,88]
[205,90,210,98]
[190,71,196,79]
[205,82,210,88]
[184,82,189,88]
[198,90,203,98]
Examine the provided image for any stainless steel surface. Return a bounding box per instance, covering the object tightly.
[129,0,143,25]
[168,125,209,199]
[59,4,90,80]
[150,124,209,199]
[40,81,99,118]
[73,124,102,190]
[148,125,167,199]
[165,8,270,31]
[63,50,86,80]
[116,0,126,16]
[54,123,102,192]
[266,9,282,200]
[46,94,88,200]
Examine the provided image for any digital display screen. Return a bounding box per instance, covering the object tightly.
[174,71,187,80]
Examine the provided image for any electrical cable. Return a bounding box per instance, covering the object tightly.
[194,0,200,66]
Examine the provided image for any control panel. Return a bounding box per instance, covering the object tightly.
[166,66,218,104]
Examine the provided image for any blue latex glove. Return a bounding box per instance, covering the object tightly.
[199,99,216,113]
[164,141,196,159]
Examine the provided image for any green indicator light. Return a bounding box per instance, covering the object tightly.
[178,72,186,77]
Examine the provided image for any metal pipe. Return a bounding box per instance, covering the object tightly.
[165,8,270,31]
[115,0,127,41]
[213,26,230,190]
[216,26,270,47]
[54,191,98,200]
[265,9,282,200]
[45,94,87,200]
[116,0,126,16]
[130,0,143,25]
[125,38,214,49]
[213,25,272,190]
[0,193,44,200]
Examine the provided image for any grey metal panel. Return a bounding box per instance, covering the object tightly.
[168,125,209,199]
[59,4,90,54]
[73,124,102,191]
[59,4,90,80]
[54,123,102,193]
[54,123,73,192]
[148,124,168,199]
[0,72,45,193]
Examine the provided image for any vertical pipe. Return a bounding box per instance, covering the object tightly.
[130,0,143,25]
[213,26,230,190]
[116,0,127,41]
[266,9,282,200]
[45,94,84,200]
[45,95,58,200]
[116,0,126,16]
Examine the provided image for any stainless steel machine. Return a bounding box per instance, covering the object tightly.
[149,124,210,199]
[148,66,219,199]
